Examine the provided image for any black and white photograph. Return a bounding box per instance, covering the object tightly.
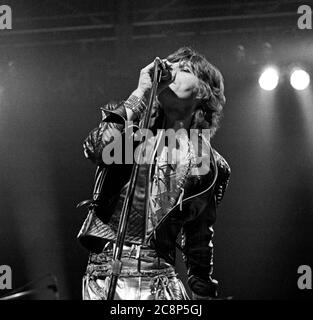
[0,0,312,305]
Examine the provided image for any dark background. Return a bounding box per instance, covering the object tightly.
[0,0,312,300]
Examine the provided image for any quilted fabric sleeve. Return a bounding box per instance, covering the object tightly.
[83,101,127,165]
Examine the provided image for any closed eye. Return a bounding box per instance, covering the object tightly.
[181,68,191,73]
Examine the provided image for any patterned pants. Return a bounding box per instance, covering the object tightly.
[82,245,190,300]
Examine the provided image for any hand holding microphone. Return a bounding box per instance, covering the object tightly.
[155,57,173,82]
[132,57,174,100]
[125,57,174,121]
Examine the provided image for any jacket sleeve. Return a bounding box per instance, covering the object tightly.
[83,101,128,166]
[214,151,231,207]
[181,154,231,299]
[181,195,218,299]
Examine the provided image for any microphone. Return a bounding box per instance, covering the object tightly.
[160,62,172,81]
[155,57,172,82]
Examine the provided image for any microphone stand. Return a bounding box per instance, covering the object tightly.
[107,58,164,300]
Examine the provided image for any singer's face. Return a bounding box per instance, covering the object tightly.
[158,61,200,117]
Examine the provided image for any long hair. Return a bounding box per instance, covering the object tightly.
[166,47,226,137]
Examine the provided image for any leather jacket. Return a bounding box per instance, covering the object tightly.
[77,100,231,297]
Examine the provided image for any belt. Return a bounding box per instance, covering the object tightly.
[87,243,173,276]
[86,262,176,278]
[90,243,160,263]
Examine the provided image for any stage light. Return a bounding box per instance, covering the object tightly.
[290,69,310,91]
[259,67,279,91]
